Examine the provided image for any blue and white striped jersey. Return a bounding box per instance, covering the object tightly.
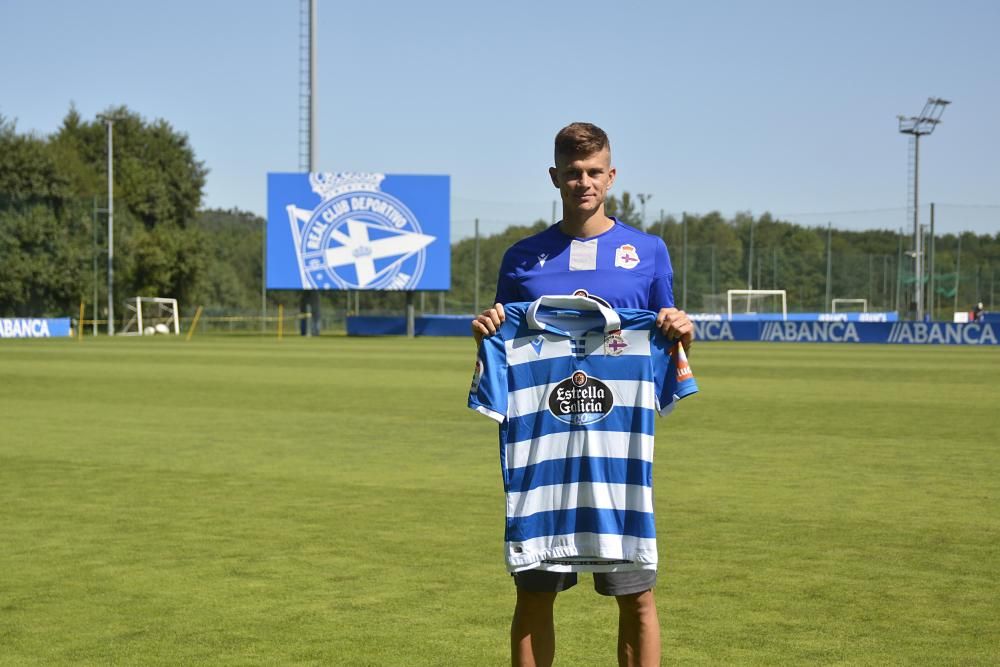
[468,295,698,573]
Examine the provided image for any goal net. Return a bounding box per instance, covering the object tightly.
[831,298,868,313]
[120,297,180,336]
[727,289,787,320]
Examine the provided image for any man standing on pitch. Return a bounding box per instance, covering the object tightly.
[472,122,694,667]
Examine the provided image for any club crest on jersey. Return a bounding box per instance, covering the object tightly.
[614,244,640,269]
[604,331,628,356]
[547,371,614,425]
[287,173,435,290]
[470,359,484,393]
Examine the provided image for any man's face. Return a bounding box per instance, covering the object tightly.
[549,148,616,216]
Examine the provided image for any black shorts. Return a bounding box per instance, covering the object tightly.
[513,569,656,597]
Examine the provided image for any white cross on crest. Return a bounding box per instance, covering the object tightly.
[323,219,434,287]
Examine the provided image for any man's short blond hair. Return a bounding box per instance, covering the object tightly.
[554,122,610,162]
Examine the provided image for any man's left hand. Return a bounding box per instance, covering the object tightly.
[656,307,694,353]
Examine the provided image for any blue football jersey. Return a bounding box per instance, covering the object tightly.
[494,219,675,310]
[468,295,698,573]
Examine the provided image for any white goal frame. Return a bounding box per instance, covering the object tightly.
[120,297,180,336]
[727,289,787,320]
[831,298,868,313]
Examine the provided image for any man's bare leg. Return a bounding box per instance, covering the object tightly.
[616,589,660,667]
[511,590,557,667]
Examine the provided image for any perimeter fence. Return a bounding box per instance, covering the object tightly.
[448,204,999,322]
[5,196,999,336]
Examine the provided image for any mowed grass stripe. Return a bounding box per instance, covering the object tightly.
[0,337,997,665]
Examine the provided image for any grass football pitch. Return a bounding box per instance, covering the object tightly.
[0,336,997,665]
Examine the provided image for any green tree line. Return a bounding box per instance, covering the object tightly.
[2,107,998,322]
[450,205,1000,318]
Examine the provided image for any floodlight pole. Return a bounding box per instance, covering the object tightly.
[825,222,832,311]
[309,0,317,169]
[898,97,950,321]
[637,193,652,231]
[928,203,936,318]
[473,218,480,315]
[92,196,99,336]
[913,134,920,319]
[681,212,688,310]
[98,116,117,336]
[297,0,322,335]
[261,219,267,333]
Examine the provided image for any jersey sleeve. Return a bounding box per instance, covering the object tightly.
[493,247,521,305]
[650,331,698,417]
[647,238,675,310]
[468,333,509,423]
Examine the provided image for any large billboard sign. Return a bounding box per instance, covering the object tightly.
[267,172,450,290]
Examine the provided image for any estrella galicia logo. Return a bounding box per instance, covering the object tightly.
[286,173,436,290]
[547,371,614,425]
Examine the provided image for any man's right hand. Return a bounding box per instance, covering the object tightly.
[471,303,505,346]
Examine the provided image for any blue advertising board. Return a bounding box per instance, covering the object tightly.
[267,172,450,290]
[699,312,898,323]
[346,315,998,345]
[0,318,71,339]
[693,320,999,345]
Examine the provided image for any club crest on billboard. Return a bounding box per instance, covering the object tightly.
[267,172,450,290]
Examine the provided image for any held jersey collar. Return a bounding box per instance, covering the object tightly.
[526,295,622,337]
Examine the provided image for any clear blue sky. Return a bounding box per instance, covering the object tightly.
[2,0,998,236]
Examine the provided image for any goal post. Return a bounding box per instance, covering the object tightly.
[831,298,868,313]
[120,297,180,336]
[726,289,787,320]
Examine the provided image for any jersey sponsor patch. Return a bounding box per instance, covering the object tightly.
[547,371,614,425]
[470,359,484,393]
[673,343,693,381]
[615,244,640,269]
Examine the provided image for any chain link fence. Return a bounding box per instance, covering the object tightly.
[5,197,997,335]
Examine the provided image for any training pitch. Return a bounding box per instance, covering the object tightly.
[0,336,997,665]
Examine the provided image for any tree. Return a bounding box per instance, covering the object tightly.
[189,208,265,311]
[0,106,210,317]
[605,192,641,227]
[53,106,208,229]
[0,204,88,316]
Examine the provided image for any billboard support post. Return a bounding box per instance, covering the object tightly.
[406,291,415,338]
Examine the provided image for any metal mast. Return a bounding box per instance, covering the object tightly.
[97,114,120,335]
[898,97,950,321]
[636,193,652,231]
[298,0,321,334]
[299,0,317,172]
